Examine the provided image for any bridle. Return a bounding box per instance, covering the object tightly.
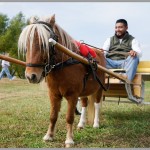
[25,21,108,91]
[26,21,58,77]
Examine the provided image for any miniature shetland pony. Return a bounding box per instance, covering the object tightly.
[18,14,105,147]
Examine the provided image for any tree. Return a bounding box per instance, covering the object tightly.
[0,13,8,36]
[0,12,27,78]
[8,12,27,78]
[0,13,9,52]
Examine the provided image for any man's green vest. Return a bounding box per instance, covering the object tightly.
[106,32,134,60]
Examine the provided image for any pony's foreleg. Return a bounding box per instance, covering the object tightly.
[43,93,61,141]
[65,96,78,148]
[77,97,88,129]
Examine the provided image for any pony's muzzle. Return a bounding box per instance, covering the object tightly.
[26,73,38,83]
[31,74,36,81]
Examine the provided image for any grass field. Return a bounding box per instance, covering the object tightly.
[0,78,150,148]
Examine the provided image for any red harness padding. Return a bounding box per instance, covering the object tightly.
[76,41,96,58]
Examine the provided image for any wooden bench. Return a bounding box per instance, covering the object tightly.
[103,61,150,103]
[136,61,150,81]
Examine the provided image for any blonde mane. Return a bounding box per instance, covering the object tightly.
[18,16,78,57]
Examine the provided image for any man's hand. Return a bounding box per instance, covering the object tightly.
[128,50,137,57]
[99,48,105,54]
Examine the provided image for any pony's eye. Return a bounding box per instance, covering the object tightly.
[44,59,47,64]
[41,44,44,49]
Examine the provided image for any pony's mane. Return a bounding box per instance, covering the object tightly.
[18,16,78,56]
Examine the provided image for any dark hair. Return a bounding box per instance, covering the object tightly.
[116,19,128,26]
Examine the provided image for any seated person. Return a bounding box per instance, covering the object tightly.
[102,19,142,81]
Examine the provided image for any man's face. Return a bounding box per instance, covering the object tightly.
[115,22,128,38]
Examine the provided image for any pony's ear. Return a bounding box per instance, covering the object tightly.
[49,14,55,27]
[29,16,38,24]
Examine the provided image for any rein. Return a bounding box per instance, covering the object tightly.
[81,41,129,57]
[81,41,129,70]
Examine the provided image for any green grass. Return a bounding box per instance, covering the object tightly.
[0,78,150,148]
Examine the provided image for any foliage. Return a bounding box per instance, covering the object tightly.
[0,13,9,36]
[0,12,27,78]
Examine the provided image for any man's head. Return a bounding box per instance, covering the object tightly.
[115,19,128,38]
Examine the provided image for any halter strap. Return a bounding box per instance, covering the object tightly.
[26,63,45,68]
[35,21,58,41]
[35,21,53,29]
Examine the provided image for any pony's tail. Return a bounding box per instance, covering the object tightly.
[87,95,103,125]
[87,95,95,125]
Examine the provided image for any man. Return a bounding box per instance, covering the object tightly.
[0,53,15,80]
[102,19,142,81]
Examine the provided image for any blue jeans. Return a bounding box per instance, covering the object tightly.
[106,56,139,81]
[0,66,13,80]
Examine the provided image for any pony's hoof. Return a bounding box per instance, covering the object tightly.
[43,134,53,141]
[65,140,74,148]
[77,122,85,129]
[93,123,99,128]
[77,126,84,130]
[65,143,74,148]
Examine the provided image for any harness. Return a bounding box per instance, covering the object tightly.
[26,21,108,91]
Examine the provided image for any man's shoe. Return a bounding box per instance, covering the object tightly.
[10,76,16,81]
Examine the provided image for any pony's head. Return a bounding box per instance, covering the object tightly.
[18,15,57,83]
[18,14,77,83]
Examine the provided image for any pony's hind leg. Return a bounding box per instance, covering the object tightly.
[77,97,88,129]
[43,93,62,141]
[93,89,103,128]
[93,102,100,128]
[65,96,78,148]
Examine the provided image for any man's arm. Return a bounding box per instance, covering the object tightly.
[102,38,111,54]
[129,39,142,57]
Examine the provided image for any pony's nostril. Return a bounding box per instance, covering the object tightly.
[26,73,38,83]
[31,74,36,81]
